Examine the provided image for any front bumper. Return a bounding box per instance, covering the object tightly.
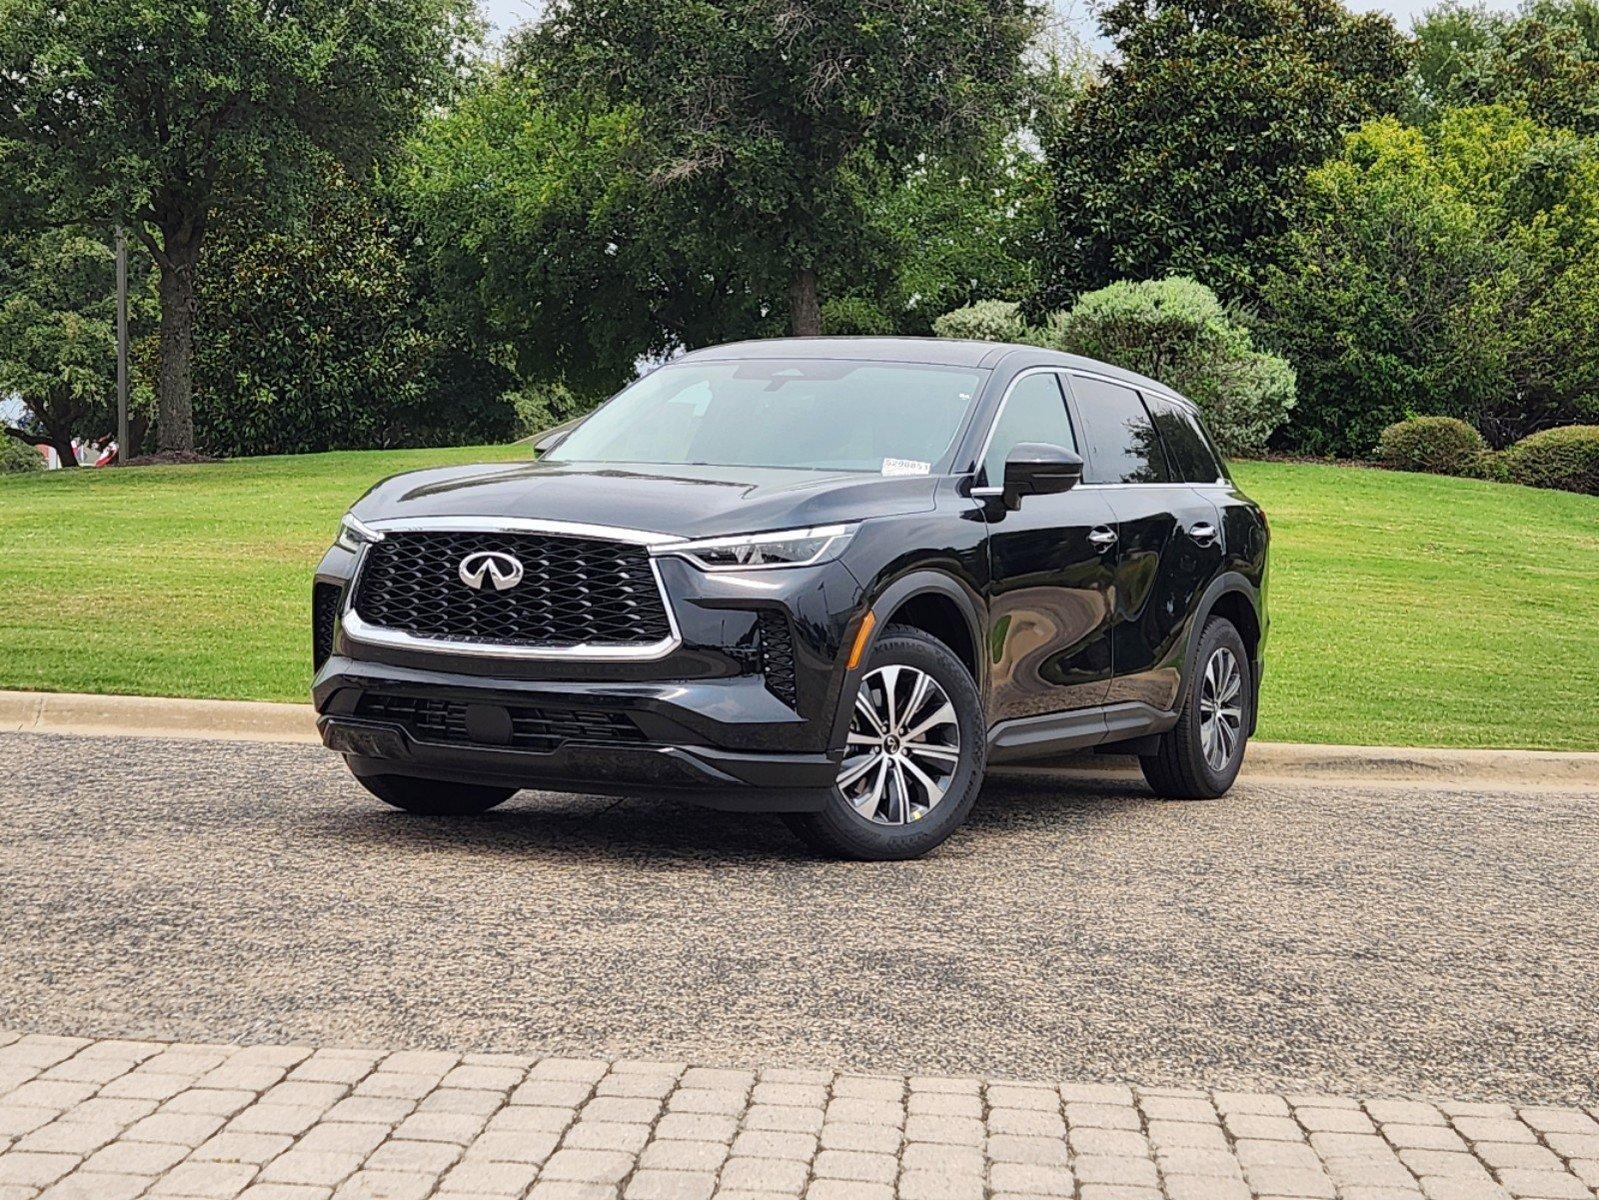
[315,661,841,811]
[311,522,871,812]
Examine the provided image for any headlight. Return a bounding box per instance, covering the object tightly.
[335,513,383,553]
[655,524,857,571]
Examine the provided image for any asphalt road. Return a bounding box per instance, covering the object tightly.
[1,731,1595,1105]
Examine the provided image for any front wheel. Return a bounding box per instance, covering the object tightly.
[351,769,518,816]
[783,625,985,861]
[1140,617,1252,799]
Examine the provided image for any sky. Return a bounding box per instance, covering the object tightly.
[476,0,1512,40]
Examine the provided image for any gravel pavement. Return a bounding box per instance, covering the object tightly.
[1,732,1595,1106]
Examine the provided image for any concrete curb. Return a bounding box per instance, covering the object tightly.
[0,689,320,745]
[4,688,1597,787]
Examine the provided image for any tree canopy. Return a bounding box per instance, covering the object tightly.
[1043,0,1411,306]
[1411,1,1599,134]
[1260,106,1599,455]
[0,0,478,450]
[0,228,154,465]
[520,0,1039,336]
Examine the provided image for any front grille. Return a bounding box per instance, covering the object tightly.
[354,694,646,753]
[757,611,798,707]
[312,582,342,671]
[352,530,673,650]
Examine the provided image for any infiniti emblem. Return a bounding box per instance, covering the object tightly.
[458,550,525,592]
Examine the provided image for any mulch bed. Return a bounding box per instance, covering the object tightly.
[120,451,224,467]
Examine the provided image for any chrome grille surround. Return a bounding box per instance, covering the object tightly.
[342,518,685,661]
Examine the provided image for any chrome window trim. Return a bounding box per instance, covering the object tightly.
[971,366,1077,487]
[969,365,1227,492]
[340,518,686,662]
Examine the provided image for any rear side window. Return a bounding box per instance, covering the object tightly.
[980,372,1075,486]
[1068,375,1170,484]
[1148,397,1224,482]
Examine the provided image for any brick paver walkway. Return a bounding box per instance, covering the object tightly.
[1,1031,1596,1200]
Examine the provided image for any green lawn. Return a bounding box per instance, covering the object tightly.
[2,449,1595,749]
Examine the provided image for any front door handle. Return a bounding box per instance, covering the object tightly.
[1088,527,1118,551]
[1188,522,1219,546]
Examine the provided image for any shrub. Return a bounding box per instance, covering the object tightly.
[932,300,1027,343]
[2,436,45,474]
[1375,417,1489,476]
[1472,450,1513,483]
[1043,277,1296,456]
[1502,425,1599,495]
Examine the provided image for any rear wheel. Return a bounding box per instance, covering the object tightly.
[1140,616,1251,799]
[783,625,985,861]
[350,769,517,816]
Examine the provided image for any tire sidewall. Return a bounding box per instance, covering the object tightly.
[806,627,986,860]
[1187,620,1252,793]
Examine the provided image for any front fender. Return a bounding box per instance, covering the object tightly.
[827,565,988,752]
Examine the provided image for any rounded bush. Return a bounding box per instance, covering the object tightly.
[1041,277,1297,456]
[932,299,1027,343]
[1503,425,1599,495]
[1375,416,1488,477]
[1,437,45,474]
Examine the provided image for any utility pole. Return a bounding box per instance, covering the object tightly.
[116,226,129,464]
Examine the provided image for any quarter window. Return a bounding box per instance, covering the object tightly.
[1069,376,1171,484]
[981,373,1075,486]
[1148,398,1224,483]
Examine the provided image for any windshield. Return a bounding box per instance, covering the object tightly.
[548,358,984,473]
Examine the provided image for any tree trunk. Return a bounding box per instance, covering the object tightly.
[789,265,822,337]
[50,429,78,468]
[155,236,202,453]
[129,411,150,460]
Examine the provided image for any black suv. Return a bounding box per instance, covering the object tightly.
[313,338,1268,860]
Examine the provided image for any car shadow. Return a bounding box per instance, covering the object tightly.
[304,766,1159,866]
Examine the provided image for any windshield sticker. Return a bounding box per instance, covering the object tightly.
[881,458,931,477]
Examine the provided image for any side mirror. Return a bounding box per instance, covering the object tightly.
[1002,442,1083,509]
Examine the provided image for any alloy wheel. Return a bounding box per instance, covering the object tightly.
[837,665,962,825]
[1198,646,1244,772]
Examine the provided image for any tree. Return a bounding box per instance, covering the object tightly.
[403,72,763,397]
[1256,108,1599,455]
[1042,0,1411,307]
[0,228,153,466]
[523,0,1039,336]
[1411,1,1599,134]
[835,132,1055,335]
[0,0,477,452]
[191,165,516,458]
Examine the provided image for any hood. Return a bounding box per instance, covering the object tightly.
[349,458,940,540]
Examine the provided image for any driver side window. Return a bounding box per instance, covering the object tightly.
[981,373,1075,486]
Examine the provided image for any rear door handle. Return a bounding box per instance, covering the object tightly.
[1088,527,1118,551]
[1188,522,1218,546]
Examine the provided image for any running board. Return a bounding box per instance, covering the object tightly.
[987,702,1178,765]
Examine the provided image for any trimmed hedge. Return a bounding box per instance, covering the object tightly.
[1375,417,1488,477]
[1503,425,1599,496]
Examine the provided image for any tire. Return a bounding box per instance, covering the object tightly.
[783,624,985,861]
[351,769,518,816]
[1141,616,1251,799]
